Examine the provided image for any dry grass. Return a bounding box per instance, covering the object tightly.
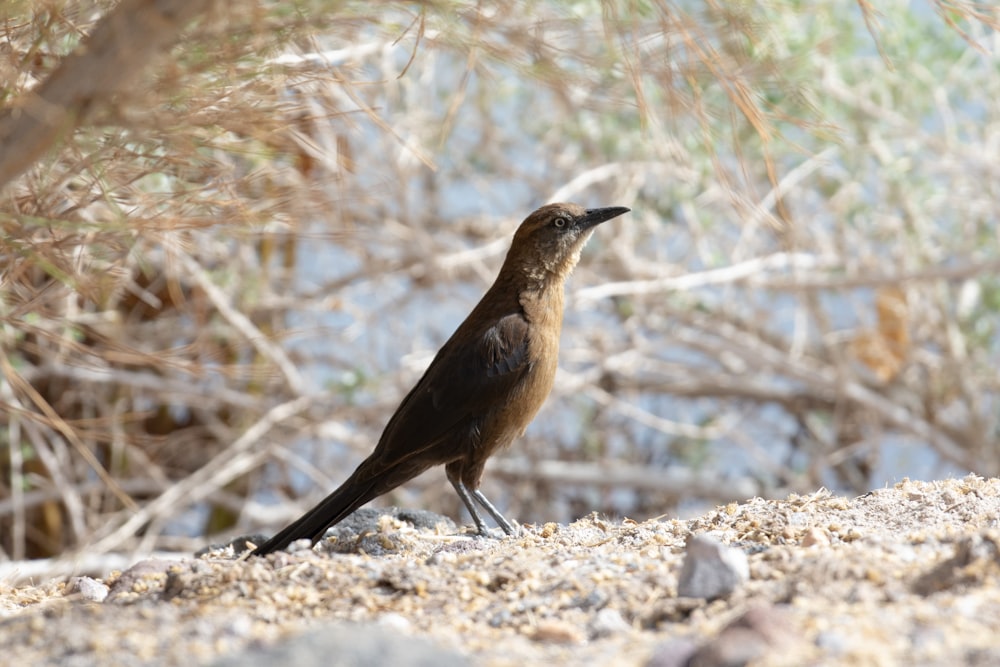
[1,1,999,565]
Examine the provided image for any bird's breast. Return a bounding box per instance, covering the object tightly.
[480,328,559,452]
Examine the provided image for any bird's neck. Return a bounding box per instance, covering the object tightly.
[492,253,568,293]
[502,250,584,294]
[486,261,568,326]
[519,278,566,328]
[492,227,594,295]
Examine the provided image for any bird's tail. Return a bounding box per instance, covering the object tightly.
[251,471,379,556]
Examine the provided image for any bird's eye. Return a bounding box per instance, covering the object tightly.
[553,216,568,228]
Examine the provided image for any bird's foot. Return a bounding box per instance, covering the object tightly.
[471,522,521,539]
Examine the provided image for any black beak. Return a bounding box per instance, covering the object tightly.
[579,206,630,230]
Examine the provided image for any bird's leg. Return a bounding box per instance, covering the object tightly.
[449,477,490,535]
[471,488,519,536]
[449,478,519,537]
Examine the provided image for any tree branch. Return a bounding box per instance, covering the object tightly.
[0,0,211,190]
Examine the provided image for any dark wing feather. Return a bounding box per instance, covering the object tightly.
[368,313,531,466]
[482,316,530,378]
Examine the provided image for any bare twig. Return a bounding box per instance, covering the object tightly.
[576,252,837,302]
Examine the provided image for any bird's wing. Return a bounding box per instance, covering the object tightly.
[369,312,531,464]
[480,314,530,379]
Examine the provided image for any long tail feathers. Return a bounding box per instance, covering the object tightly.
[251,474,377,556]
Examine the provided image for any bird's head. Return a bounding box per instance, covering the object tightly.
[507,202,630,283]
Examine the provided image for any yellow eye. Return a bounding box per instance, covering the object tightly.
[553,216,568,228]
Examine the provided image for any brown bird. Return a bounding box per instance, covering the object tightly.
[252,202,630,555]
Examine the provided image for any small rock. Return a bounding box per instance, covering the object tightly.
[529,619,585,644]
[841,528,863,542]
[68,576,108,602]
[646,638,699,667]
[802,527,830,547]
[677,534,749,600]
[285,538,315,553]
[588,608,631,638]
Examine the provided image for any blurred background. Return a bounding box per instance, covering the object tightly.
[2,1,999,563]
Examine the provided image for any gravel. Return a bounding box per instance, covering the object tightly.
[3,475,1000,666]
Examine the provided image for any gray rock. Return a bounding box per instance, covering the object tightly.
[677,534,749,600]
[588,607,632,638]
[68,576,109,602]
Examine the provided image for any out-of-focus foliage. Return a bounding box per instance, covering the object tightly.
[1,0,998,561]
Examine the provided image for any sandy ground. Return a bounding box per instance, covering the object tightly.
[3,475,1000,666]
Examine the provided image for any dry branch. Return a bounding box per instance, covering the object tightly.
[0,0,213,190]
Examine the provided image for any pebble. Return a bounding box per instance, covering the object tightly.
[677,534,749,600]
[69,576,109,602]
[588,607,631,638]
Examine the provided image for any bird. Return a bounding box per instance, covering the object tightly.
[251,202,630,555]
